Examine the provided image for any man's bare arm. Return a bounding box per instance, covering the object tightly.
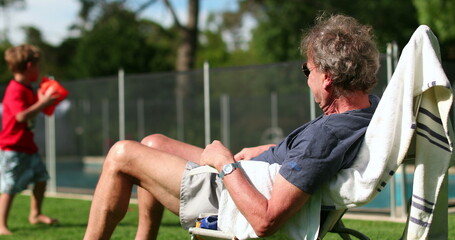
[201,140,310,237]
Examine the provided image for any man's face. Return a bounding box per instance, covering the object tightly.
[306,60,335,112]
[306,61,324,105]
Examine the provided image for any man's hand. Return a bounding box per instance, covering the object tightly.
[234,144,276,161]
[200,140,234,171]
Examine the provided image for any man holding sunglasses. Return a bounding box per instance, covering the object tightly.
[84,14,380,240]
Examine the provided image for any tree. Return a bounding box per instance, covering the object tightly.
[216,0,324,63]
[247,0,323,63]
[163,0,199,71]
[413,0,455,42]
[21,26,62,78]
[331,0,419,53]
[74,0,200,72]
[0,42,12,82]
[70,2,174,78]
[0,0,23,7]
[196,28,229,68]
[0,0,25,42]
[413,0,455,60]
[218,0,420,63]
[160,0,200,141]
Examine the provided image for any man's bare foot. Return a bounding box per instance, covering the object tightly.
[0,226,12,235]
[29,214,58,225]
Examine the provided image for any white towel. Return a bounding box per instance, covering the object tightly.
[218,161,321,240]
[320,25,453,239]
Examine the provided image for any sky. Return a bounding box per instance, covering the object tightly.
[0,0,241,46]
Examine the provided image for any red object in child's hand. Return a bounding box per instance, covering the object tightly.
[39,76,69,116]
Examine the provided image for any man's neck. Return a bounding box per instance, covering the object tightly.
[323,92,370,115]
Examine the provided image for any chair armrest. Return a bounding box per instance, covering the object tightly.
[189,227,236,240]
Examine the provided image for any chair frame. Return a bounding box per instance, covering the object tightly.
[318,210,369,240]
[189,209,370,240]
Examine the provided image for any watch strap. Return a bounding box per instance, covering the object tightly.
[219,162,240,179]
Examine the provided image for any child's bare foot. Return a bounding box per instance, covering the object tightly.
[0,226,12,235]
[29,214,58,225]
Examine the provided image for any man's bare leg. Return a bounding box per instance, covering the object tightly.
[29,181,58,225]
[0,193,14,235]
[140,134,204,163]
[134,134,204,239]
[134,187,163,240]
[83,139,189,240]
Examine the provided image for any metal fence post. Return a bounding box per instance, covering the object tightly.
[119,68,125,141]
[386,42,397,218]
[45,115,56,193]
[310,91,316,120]
[137,98,145,140]
[204,61,211,145]
[393,41,408,219]
[102,98,110,155]
[220,94,230,148]
[271,92,278,129]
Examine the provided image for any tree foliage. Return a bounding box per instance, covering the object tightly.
[413,0,455,42]
[218,0,420,64]
[196,29,229,68]
[0,42,12,81]
[0,0,25,42]
[413,0,455,59]
[0,0,24,6]
[247,0,323,63]
[1,0,455,84]
[330,0,419,53]
[0,0,178,82]
[70,3,174,78]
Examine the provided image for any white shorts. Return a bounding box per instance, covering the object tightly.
[179,161,223,229]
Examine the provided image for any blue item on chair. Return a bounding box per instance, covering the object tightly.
[200,215,218,230]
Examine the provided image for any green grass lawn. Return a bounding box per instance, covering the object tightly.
[3,194,454,239]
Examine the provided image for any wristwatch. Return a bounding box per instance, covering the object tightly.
[219,162,240,179]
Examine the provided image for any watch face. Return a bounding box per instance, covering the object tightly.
[224,164,233,173]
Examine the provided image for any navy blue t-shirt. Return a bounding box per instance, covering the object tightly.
[253,95,379,194]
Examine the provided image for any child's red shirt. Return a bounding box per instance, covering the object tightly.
[0,80,38,154]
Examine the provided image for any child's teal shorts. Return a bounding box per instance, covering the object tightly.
[0,150,50,194]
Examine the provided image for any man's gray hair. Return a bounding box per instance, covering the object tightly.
[300,14,380,95]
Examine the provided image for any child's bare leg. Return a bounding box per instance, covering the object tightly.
[0,193,15,235]
[29,181,58,225]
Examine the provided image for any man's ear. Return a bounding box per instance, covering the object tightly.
[323,73,333,90]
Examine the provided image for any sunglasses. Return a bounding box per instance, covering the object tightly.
[301,62,311,77]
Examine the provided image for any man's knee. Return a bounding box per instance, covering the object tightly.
[105,140,136,170]
[140,133,169,148]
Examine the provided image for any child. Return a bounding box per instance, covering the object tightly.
[0,44,59,235]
